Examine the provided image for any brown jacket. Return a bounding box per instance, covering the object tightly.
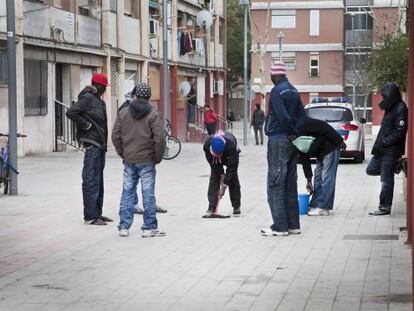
[112,99,165,164]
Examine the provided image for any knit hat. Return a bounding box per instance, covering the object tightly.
[133,83,152,99]
[210,134,226,156]
[270,61,287,76]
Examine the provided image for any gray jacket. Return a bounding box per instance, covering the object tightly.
[112,99,165,164]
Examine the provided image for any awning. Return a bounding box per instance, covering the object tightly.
[149,0,160,10]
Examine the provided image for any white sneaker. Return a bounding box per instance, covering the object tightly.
[261,228,289,237]
[119,228,129,237]
[307,207,318,214]
[308,208,331,216]
[319,209,331,216]
[288,229,301,234]
[142,229,166,238]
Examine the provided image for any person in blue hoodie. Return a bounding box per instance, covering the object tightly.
[261,61,306,237]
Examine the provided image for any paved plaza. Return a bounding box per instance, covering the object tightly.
[0,131,411,311]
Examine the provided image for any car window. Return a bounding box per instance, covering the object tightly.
[306,107,353,122]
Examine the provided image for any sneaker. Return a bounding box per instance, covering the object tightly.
[308,208,331,216]
[84,219,107,226]
[156,206,168,213]
[260,228,289,237]
[288,229,301,234]
[204,209,213,217]
[99,215,113,222]
[134,207,144,215]
[233,208,241,215]
[119,228,129,237]
[142,229,166,238]
[369,208,391,216]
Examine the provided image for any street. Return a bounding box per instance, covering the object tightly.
[0,137,411,311]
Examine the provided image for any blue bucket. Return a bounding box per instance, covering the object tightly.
[298,194,310,215]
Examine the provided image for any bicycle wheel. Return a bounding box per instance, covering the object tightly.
[163,136,181,160]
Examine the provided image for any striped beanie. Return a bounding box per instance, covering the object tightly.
[270,61,287,76]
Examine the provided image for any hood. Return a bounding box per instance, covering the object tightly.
[129,99,152,120]
[379,82,402,111]
[78,85,97,99]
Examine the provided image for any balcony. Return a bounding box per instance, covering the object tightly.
[22,1,101,48]
[345,30,373,48]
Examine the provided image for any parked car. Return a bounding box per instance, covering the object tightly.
[305,97,367,163]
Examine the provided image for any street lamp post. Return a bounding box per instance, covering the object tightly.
[162,0,169,130]
[351,13,356,108]
[276,31,285,61]
[239,0,249,146]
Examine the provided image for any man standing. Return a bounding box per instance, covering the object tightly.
[204,104,219,135]
[112,83,166,238]
[66,73,112,225]
[261,61,306,237]
[203,131,241,216]
[367,82,408,216]
[297,118,346,216]
[251,103,265,145]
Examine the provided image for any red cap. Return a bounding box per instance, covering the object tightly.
[91,73,109,86]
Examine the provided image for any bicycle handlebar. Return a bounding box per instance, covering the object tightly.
[0,133,27,138]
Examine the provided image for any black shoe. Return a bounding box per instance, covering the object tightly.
[156,206,168,213]
[99,215,113,222]
[369,208,391,216]
[233,208,241,215]
[85,218,107,225]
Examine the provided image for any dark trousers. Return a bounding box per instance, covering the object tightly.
[207,169,241,212]
[267,138,299,232]
[253,125,264,145]
[82,145,106,221]
[366,154,398,208]
[206,122,217,136]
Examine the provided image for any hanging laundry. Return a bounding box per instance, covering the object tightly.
[179,32,186,56]
[184,32,193,53]
[198,39,205,56]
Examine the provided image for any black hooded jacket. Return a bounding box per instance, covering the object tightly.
[372,83,408,157]
[66,86,108,150]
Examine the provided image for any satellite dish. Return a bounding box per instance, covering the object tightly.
[178,81,191,97]
[196,10,213,28]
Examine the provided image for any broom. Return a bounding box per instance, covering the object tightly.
[202,192,230,219]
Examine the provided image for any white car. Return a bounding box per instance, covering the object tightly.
[305,97,367,163]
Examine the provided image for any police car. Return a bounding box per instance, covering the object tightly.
[305,97,366,163]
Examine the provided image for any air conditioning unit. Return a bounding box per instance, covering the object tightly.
[149,19,159,36]
[212,80,219,94]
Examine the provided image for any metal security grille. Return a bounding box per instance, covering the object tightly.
[110,59,118,97]
[24,59,48,116]
[0,50,7,85]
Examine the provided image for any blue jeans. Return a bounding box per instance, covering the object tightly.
[366,155,398,208]
[310,148,340,210]
[267,138,299,232]
[118,162,158,230]
[82,145,105,221]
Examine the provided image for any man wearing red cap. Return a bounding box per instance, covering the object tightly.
[261,61,306,237]
[67,73,112,225]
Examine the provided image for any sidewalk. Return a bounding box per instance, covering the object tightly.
[0,141,411,311]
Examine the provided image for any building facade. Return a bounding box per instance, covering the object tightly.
[250,0,404,132]
[0,0,227,155]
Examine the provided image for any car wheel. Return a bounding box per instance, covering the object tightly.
[354,143,365,163]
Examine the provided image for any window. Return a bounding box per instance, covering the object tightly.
[307,107,353,122]
[310,10,319,36]
[219,19,225,45]
[24,59,48,116]
[0,50,7,85]
[77,0,101,19]
[110,0,117,12]
[345,7,373,31]
[272,10,296,29]
[283,58,296,70]
[309,55,319,77]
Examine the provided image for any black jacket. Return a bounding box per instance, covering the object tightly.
[203,132,239,185]
[252,108,265,127]
[298,118,344,179]
[66,86,108,150]
[372,83,408,157]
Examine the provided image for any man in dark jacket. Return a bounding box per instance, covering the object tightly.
[297,118,346,216]
[203,131,241,216]
[251,103,265,145]
[261,61,307,237]
[66,73,112,226]
[367,82,408,216]
[112,83,166,238]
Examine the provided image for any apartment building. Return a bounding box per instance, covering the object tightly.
[250,0,404,132]
[0,0,227,155]
[250,0,345,108]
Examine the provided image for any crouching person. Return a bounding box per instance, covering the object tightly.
[203,131,241,216]
[112,83,166,238]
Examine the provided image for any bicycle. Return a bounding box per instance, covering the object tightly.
[0,133,27,194]
[163,119,181,160]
